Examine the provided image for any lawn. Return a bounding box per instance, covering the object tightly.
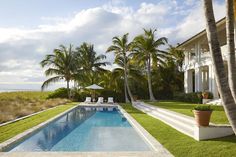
[0,102,77,143]
[122,103,236,157]
[146,101,229,124]
[0,91,70,123]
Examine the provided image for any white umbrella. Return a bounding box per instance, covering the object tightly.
[85,84,104,90]
[85,84,104,101]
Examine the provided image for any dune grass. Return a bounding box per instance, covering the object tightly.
[147,101,229,124]
[0,103,77,143]
[122,103,236,157]
[0,91,51,100]
[0,91,70,123]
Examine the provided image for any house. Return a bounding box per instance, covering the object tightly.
[178,18,228,99]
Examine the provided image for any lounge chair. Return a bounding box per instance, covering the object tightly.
[107,97,114,104]
[97,97,104,104]
[84,97,92,103]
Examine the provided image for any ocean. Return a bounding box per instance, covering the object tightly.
[0,83,66,93]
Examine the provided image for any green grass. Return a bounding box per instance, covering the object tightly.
[147,101,229,124]
[122,103,236,157]
[0,103,76,143]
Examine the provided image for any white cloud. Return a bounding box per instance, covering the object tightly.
[174,1,225,42]
[0,0,225,90]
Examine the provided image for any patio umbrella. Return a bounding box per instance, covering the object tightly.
[85,84,104,101]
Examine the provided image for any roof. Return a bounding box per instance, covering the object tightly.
[177,17,226,48]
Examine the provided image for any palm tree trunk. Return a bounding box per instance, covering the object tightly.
[125,72,134,102]
[66,80,70,99]
[226,0,236,102]
[124,55,134,102]
[203,0,236,134]
[124,74,129,103]
[147,57,156,101]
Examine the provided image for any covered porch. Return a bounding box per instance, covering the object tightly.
[184,65,219,98]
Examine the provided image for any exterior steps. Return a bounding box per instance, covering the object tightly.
[133,102,195,138]
[132,102,234,140]
[206,99,222,105]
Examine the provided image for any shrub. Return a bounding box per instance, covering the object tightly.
[202,91,213,99]
[99,89,124,102]
[193,105,213,111]
[174,92,202,104]
[47,88,68,99]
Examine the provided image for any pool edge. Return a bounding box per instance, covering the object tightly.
[118,105,173,156]
[0,103,173,157]
[0,104,80,152]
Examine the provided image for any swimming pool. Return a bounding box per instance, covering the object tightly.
[6,106,151,152]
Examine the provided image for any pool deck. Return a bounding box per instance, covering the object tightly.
[0,152,166,157]
[79,102,119,107]
[0,103,173,157]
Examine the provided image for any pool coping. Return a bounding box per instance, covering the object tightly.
[118,105,173,156]
[0,103,173,157]
[0,104,80,152]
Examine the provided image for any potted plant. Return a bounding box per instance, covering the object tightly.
[202,92,209,99]
[202,92,213,104]
[133,95,138,101]
[193,105,213,126]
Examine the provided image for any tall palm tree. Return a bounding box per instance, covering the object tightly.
[40,44,75,98]
[203,0,236,134]
[133,29,168,101]
[110,55,143,102]
[226,0,236,102]
[75,42,109,86]
[111,57,129,102]
[106,33,134,102]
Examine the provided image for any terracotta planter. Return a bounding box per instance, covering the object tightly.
[193,110,212,126]
[133,95,138,101]
[202,93,209,99]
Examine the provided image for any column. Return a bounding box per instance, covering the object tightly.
[195,67,202,92]
[185,70,193,93]
[184,70,188,93]
[209,64,219,98]
[197,42,201,62]
[208,65,213,92]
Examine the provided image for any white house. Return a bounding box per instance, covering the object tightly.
[178,18,229,99]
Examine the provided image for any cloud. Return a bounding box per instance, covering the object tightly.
[173,0,225,42]
[0,0,225,90]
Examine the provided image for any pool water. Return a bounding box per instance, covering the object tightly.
[8,107,151,152]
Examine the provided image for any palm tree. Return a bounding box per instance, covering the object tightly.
[226,0,236,102]
[203,0,236,134]
[75,42,109,86]
[132,29,168,101]
[106,33,134,102]
[40,44,75,98]
[167,45,184,71]
[111,57,129,101]
[110,55,143,102]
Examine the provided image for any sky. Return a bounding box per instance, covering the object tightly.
[0,0,225,91]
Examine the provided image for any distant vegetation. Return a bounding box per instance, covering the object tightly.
[0,91,70,123]
[40,28,184,102]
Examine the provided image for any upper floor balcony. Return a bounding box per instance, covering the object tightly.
[183,45,229,71]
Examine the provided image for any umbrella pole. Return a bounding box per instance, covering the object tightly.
[94,89,95,102]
